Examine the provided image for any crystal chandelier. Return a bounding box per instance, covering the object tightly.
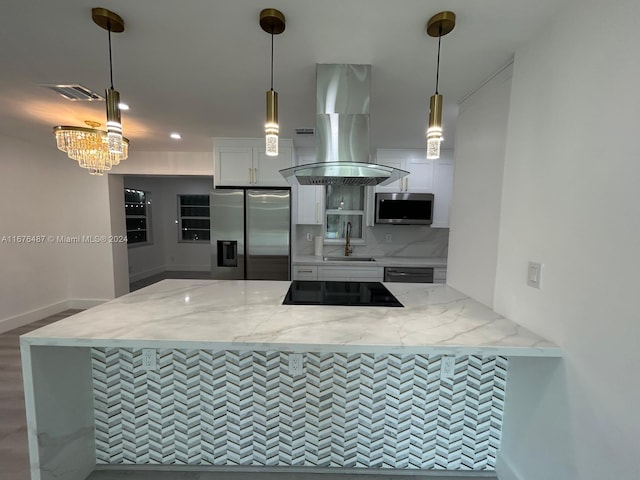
[52,8,128,176]
[54,121,129,175]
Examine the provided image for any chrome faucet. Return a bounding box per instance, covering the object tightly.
[345,221,353,256]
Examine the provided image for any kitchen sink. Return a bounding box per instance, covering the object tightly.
[322,256,376,262]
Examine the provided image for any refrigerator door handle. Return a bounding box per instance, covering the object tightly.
[253,167,257,184]
[248,168,252,184]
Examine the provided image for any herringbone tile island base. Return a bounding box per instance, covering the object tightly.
[92,349,507,472]
[1,312,497,480]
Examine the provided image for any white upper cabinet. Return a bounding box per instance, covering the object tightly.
[214,138,293,187]
[297,185,324,225]
[373,148,455,228]
[215,145,254,186]
[431,149,455,228]
[375,149,434,193]
[294,147,324,225]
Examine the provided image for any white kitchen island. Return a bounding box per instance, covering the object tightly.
[20,280,560,480]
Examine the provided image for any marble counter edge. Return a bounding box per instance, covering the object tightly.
[20,336,562,357]
[19,280,561,359]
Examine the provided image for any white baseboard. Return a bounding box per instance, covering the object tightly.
[67,299,108,310]
[496,453,523,480]
[0,301,70,334]
[165,264,211,272]
[0,298,108,334]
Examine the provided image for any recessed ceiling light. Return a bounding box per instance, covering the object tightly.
[170,132,182,140]
[118,102,130,110]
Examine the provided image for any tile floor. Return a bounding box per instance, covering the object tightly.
[88,469,497,480]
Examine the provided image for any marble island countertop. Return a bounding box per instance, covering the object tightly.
[22,280,560,357]
[293,255,448,267]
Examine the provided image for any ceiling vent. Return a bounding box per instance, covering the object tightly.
[41,84,104,101]
[295,128,315,136]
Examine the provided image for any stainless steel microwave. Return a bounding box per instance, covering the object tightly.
[375,192,434,225]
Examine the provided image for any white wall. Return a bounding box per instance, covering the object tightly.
[491,1,640,478]
[112,151,213,176]
[124,176,213,279]
[447,64,512,307]
[0,134,117,331]
[61,168,119,303]
[0,142,213,331]
[108,175,129,297]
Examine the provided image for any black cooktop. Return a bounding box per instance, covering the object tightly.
[282,281,404,307]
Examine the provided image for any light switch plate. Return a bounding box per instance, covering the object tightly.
[527,261,542,288]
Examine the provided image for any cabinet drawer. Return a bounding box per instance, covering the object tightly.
[318,266,382,282]
[293,265,318,280]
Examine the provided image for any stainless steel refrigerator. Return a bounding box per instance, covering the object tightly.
[210,188,290,280]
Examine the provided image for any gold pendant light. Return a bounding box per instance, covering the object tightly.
[52,8,128,176]
[260,8,286,157]
[93,7,126,155]
[426,11,455,160]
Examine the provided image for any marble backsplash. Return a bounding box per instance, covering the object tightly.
[295,225,449,258]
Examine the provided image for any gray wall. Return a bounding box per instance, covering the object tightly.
[123,176,213,280]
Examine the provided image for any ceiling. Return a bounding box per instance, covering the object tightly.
[0,0,568,155]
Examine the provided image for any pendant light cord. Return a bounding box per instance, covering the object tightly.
[435,25,442,94]
[270,27,274,91]
[108,26,114,89]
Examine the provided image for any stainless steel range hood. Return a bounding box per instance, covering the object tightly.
[280,64,408,186]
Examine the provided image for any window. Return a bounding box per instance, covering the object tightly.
[178,194,210,242]
[124,189,150,245]
[325,185,364,242]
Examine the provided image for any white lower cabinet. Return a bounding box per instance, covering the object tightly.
[294,263,443,283]
[293,265,318,281]
[433,267,447,284]
[294,264,383,282]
